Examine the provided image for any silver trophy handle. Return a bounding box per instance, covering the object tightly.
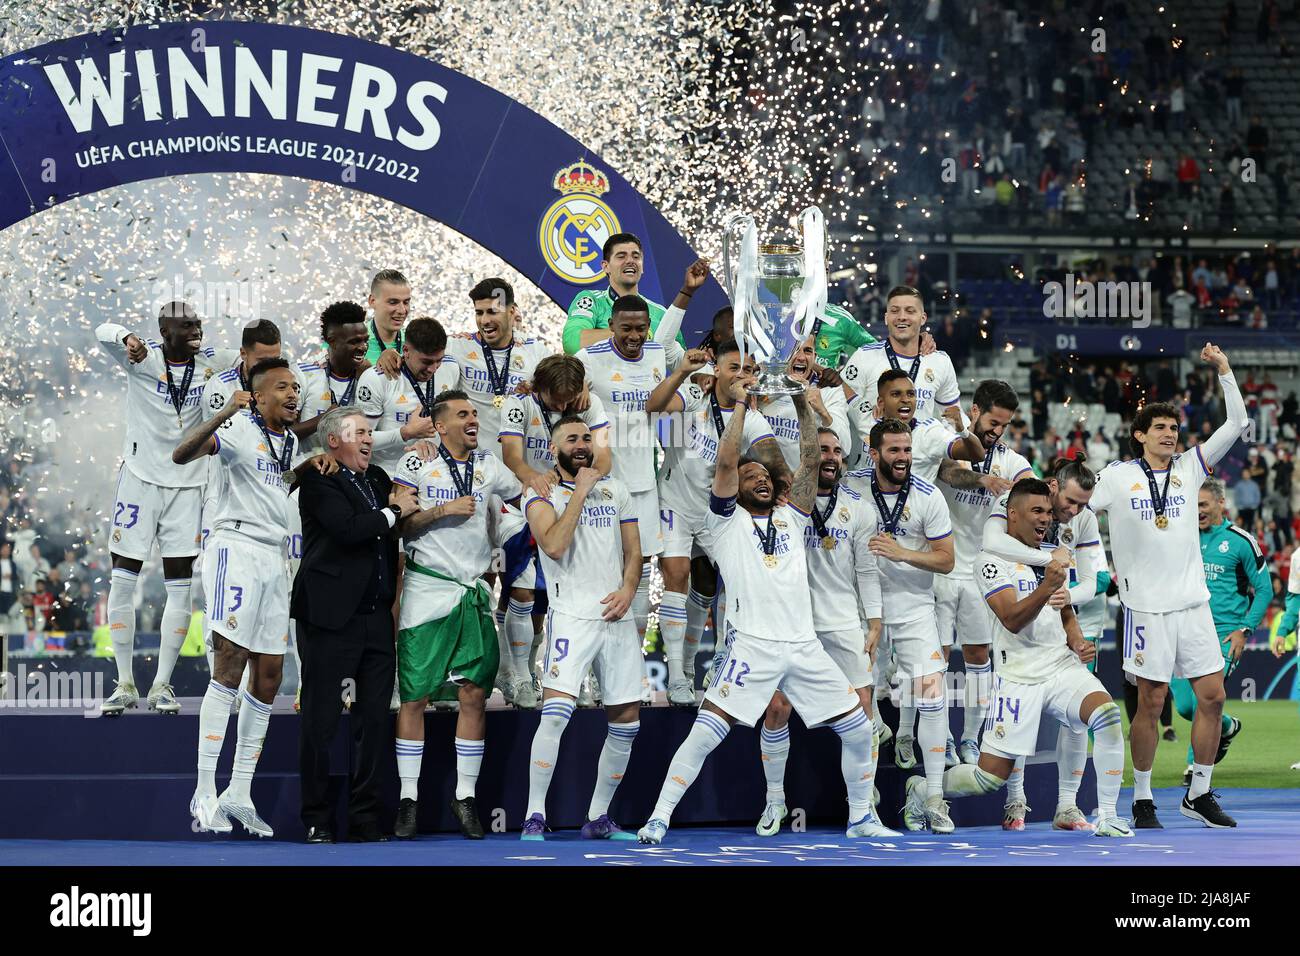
[720,212,754,301]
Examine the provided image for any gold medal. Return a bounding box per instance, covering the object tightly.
[821,536,835,550]
[492,394,504,409]
[1154,514,1169,529]
[881,530,894,539]
[763,554,778,569]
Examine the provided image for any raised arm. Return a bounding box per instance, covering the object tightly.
[96,322,147,366]
[1199,344,1249,468]
[647,348,709,412]
[787,391,820,513]
[985,561,1068,633]
[712,382,751,501]
[654,258,710,346]
[173,394,244,463]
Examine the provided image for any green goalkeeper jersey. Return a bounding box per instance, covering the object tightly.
[813,303,876,368]
[1200,518,1271,639]
[562,287,670,354]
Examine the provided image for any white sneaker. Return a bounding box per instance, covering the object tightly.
[190,792,232,834]
[1053,805,1096,831]
[146,682,180,715]
[755,802,787,837]
[944,735,960,769]
[1094,816,1135,838]
[511,677,537,709]
[667,679,696,707]
[902,775,928,831]
[637,818,668,844]
[958,738,980,765]
[846,810,900,838]
[874,722,894,749]
[894,734,917,769]
[217,789,274,838]
[925,797,956,834]
[495,673,516,705]
[101,680,139,716]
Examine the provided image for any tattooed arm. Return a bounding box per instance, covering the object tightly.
[787,391,820,514]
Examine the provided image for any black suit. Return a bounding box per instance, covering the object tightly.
[293,464,400,835]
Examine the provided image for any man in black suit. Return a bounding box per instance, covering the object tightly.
[294,406,419,843]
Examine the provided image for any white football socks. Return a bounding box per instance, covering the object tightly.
[917,695,947,800]
[589,720,640,820]
[196,680,236,797]
[506,597,535,677]
[684,588,711,680]
[153,577,191,687]
[658,591,688,684]
[454,737,484,800]
[651,710,729,823]
[526,698,574,817]
[226,690,271,802]
[760,723,791,806]
[1087,701,1125,819]
[396,738,423,801]
[107,568,139,685]
[830,709,875,821]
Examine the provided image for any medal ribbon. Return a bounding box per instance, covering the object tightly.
[437,443,474,498]
[884,341,922,386]
[327,362,359,407]
[751,516,777,559]
[1137,458,1173,522]
[811,487,838,540]
[164,359,196,423]
[480,336,514,401]
[870,474,910,536]
[253,412,295,472]
[401,362,435,419]
[708,392,728,437]
[373,319,402,353]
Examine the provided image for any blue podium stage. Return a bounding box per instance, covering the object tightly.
[0,696,1072,842]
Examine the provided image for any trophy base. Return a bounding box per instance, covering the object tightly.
[746,370,808,398]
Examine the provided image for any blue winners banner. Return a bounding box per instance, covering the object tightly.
[0,20,724,329]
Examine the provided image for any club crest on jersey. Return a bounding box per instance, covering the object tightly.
[718,684,730,698]
[1170,475,1182,488]
[537,160,622,285]
[773,518,788,529]
[204,368,215,380]
[901,506,911,521]
[991,465,1002,477]
[600,488,612,499]
[550,664,559,678]
[925,368,935,382]
[1062,528,1073,543]
[652,368,663,383]
[994,725,1005,739]
[506,407,526,427]
[838,507,850,522]
[226,615,238,631]
[112,529,121,543]
[1218,541,1230,553]
[511,355,524,369]
[1135,652,1145,666]
[358,385,372,403]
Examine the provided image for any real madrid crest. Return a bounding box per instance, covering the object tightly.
[550,664,560,678]
[994,725,1005,739]
[719,684,730,698]
[600,487,612,499]
[991,465,1002,477]
[901,506,911,521]
[1170,474,1183,488]
[537,160,622,285]
[653,367,663,383]
[1135,653,1145,666]
[925,368,935,382]
[838,506,850,522]
[474,471,484,485]
[204,367,215,380]
[1062,528,1073,543]
[773,518,788,529]
[226,615,238,631]
[112,529,121,544]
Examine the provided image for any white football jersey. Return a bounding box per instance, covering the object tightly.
[355,363,458,472]
[96,323,238,488]
[701,496,815,643]
[658,383,776,520]
[755,384,850,472]
[441,336,552,453]
[840,342,960,421]
[941,444,1034,580]
[498,392,609,473]
[842,416,958,492]
[869,473,952,624]
[803,486,882,631]
[577,338,669,493]
[525,476,634,620]
[295,360,366,459]
[208,412,294,547]
[1088,450,1211,613]
[393,448,523,585]
[977,549,1078,684]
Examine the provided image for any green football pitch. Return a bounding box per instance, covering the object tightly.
[1121,699,1300,789]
